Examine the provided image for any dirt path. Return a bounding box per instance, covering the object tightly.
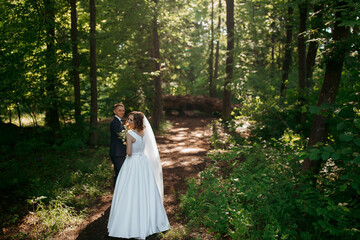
[56,116,215,239]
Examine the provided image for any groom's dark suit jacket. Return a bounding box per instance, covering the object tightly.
[109,117,127,157]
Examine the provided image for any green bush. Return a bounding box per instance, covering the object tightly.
[54,138,86,153]
[1,140,112,238]
[181,123,360,239]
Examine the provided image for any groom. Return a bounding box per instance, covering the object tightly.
[109,103,127,186]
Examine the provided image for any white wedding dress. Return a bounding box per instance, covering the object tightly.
[107,130,170,239]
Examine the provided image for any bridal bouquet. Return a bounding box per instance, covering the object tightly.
[118,126,128,144]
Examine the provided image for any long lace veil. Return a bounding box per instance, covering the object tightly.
[143,116,164,201]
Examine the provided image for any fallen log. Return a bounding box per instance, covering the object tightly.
[162,94,240,116]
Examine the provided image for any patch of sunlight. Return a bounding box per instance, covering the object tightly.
[172,136,187,141]
[4,113,46,127]
[162,160,176,167]
[180,147,205,153]
[171,127,189,132]
[236,121,251,133]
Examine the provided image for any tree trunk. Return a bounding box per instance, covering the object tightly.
[44,0,60,134]
[71,0,81,125]
[297,1,308,124]
[8,109,12,124]
[89,0,98,146]
[223,0,234,121]
[16,103,21,127]
[280,6,293,96]
[301,2,350,174]
[208,0,215,97]
[152,0,162,130]
[298,2,307,91]
[213,0,221,98]
[270,21,275,76]
[305,3,323,88]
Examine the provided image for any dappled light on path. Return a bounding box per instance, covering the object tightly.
[156,117,214,225]
[54,116,214,239]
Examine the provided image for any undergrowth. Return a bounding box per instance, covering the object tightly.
[1,118,172,239]
[0,121,113,239]
[181,100,360,239]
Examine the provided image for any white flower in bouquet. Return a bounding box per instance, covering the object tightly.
[118,125,128,144]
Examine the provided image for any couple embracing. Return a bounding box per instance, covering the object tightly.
[108,103,170,239]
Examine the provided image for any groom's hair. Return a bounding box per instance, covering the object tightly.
[113,102,124,110]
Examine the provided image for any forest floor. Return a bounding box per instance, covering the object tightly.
[54,116,216,240]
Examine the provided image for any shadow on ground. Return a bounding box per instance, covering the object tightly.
[76,207,164,240]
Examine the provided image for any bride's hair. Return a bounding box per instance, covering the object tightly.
[129,111,144,131]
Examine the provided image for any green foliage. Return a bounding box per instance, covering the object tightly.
[1,0,359,126]
[236,94,299,140]
[0,125,112,238]
[181,118,360,239]
[0,116,175,238]
[209,119,236,149]
[26,196,81,238]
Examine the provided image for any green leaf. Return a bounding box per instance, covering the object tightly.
[323,145,335,153]
[340,184,347,192]
[340,175,348,180]
[310,148,321,154]
[339,19,360,28]
[309,105,320,114]
[351,181,359,191]
[301,105,307,113]
[353,138,360,146]
[341,147,352,155]
[321,152,331,160]
[332,152,341,160]
[340,134,354,142]
[337,122,344,131]
[310,152,319,160]
[354,119,360,128]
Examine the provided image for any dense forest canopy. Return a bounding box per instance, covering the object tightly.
[1,0,359,127]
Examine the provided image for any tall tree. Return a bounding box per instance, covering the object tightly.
[152,0,162,129]
[301,1,350,174]
[297,1,308,123]
[70,0,81,125]
[89,0,98,146]
[305,3,323,88]
[208,0,215,97]
[223,0,234,121]
[213,0,222,98]
[298,1,307,91]
[44,0,61,133]
[280,5,293,96]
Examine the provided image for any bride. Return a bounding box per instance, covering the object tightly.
[107,111,170,239]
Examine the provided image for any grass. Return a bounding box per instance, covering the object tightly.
[1,146,113,239]
[0,117,174,239]
[0,115,114,239]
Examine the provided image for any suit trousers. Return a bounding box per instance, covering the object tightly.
[110,156,126,185]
